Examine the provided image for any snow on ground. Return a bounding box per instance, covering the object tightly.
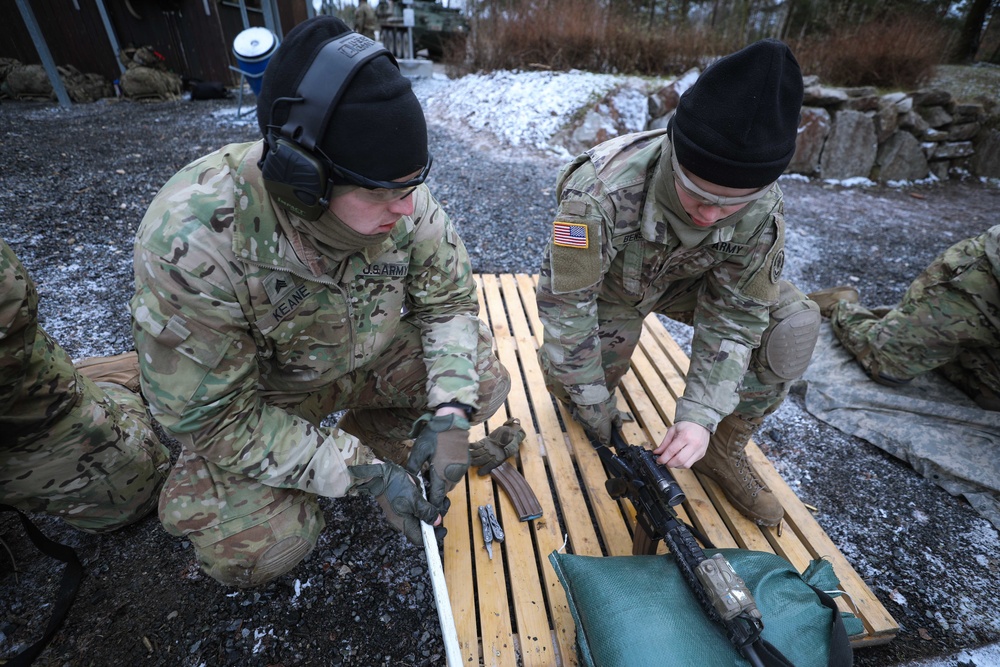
[416,69,663,158]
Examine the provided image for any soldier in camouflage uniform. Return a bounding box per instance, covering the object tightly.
[1,236,169,532]
[130,17,509,587]
[354,0,378,40]
[812,225,1000,411]
[537,40,820,526]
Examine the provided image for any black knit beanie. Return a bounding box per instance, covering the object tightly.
[669,39,803,189]
[256,16,428,182]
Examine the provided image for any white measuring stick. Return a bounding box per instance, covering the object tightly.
[419,479,462,666]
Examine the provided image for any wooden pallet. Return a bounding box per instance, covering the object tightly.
[442,274,898,667]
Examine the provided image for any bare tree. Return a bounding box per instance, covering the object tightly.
[952,0,993,62]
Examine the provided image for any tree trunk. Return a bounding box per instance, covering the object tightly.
[952,0,992,63]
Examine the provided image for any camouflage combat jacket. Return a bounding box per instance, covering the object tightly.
[537,130,786,431]
[131,141,481,498]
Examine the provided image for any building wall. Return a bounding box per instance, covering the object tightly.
[0,0,310,85]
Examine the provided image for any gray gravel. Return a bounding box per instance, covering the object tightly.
[1,84,1000,667]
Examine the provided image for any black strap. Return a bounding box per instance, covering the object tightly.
[0,505,84,667]
[813,585,854,667]
[741,583,853,667]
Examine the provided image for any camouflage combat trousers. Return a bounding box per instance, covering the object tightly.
[541,280,814,420]
[0,331,170,533]
[831,232,1000,410]
[159,318,510,587]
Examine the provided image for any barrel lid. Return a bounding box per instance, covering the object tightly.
[233,27,276,58]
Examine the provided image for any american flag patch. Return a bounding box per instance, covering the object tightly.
[553,221,589,248]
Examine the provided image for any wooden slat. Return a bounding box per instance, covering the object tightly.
[443,274,897,665]
[481,275,556,666]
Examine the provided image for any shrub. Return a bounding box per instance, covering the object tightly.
[788,15,953,90]
[448,4,954,93]
[448,0,739,77]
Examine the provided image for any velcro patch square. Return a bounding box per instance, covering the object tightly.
[553,221,589,249]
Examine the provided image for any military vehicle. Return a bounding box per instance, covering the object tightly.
[376,0,469,60]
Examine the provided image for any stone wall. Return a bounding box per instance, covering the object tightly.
[568,70,1000,182]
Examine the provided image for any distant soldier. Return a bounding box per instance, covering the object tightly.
[536,40,820,527]
[130,17,510,587]
[1,236,169,532]
[354,0,378,40]
[811,224,1000,411]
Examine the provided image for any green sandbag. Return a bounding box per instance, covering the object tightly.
[550,548,863,667]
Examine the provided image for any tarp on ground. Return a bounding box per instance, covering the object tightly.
[798,323,1000,530]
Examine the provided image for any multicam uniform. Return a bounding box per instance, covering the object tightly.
[1,237,169,532]
[537,130,815,430]
[131,141,508,584]
[831,224,1000,410]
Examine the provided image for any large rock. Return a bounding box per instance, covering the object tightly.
[970,128,1000,178]
[875,131,929,182]
[802,84,848,107]
[789,107,831,176]
[565,85,649,156]
[648,68,698,120]
[874,96,901,143]
[917,105,954,128]
[820,110,877,180]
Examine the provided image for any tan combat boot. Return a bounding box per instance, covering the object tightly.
[75,351,142,393]
[807,286,859,318]
[693,414,783,526]
[337,410,410,465]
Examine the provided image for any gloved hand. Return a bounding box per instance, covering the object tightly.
[349,462,444,546]
[406,412,471,515]
[572,399,621,446]
[470,417,526,476]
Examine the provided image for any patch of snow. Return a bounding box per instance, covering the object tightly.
[419,69,666,158]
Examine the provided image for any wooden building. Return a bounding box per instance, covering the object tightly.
[1,0,313,87]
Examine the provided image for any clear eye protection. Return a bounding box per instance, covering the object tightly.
[670,149,773,207]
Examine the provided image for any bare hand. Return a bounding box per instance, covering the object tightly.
[653,421,711,468]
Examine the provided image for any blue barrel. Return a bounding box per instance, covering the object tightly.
[233,27,277,95]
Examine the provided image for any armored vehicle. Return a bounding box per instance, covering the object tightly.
[377,0,469,59]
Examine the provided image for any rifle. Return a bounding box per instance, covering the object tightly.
[596,428,786,667]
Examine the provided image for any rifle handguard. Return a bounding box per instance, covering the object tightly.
[695,553,762,622]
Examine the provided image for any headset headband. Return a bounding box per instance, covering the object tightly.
[279,32,396,153]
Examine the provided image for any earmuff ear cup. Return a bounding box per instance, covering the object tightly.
[260,137,331,221]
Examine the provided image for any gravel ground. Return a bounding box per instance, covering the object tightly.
[2,73,1000,667]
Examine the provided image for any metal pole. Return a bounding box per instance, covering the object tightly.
[94,0,126,74]
[14,0,72,107]
[238,0,250,30]
[261,0,282,39]
[418,480,462,667]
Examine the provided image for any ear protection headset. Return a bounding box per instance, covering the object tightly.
[259,33,395,221]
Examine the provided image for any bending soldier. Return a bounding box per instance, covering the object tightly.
[811,224,1000,411]
[130,17,510,587]
[536,40,820,527]
[1,236,169,532]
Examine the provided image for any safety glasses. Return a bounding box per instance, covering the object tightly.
[331,154,433,193]
[670,149,772,207]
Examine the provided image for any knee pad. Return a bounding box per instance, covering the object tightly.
[250,536,314,586]
[187,494,324,588]
[753,281,821,385]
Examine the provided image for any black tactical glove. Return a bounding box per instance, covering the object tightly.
[470,417,526,476]
[350,462,444,546]
[572,399,622,446]
[406,412,471,515]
